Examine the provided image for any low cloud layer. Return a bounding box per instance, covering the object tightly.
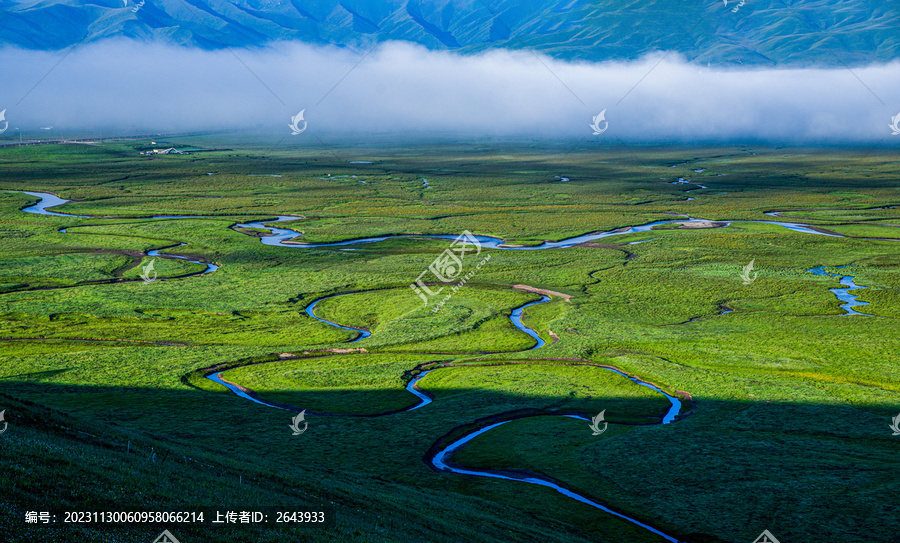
[1,40,898,143]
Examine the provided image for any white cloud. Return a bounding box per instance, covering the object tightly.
[1,39,898,142]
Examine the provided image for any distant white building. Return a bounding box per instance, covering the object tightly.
[141,147,183,155]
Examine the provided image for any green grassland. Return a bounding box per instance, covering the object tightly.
[0,141,898,543]
[310,287,539,352]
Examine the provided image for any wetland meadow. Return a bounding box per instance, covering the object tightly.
[1,142,898,542]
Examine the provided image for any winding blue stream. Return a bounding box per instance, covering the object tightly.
[207,351,683,541]
[206,367,433,412]
[17,191,867,255]
[15,189,870,541]
[240,215,855,250]
[604,367,681,423]
[239,218,708,249]
[754,220,842,237]
[510,295,550,349]
[304,291,550,348]
[206,371,288,409]
[304,294,372,342]
[15,191,218,277]
[148,244,220,275]
[430,421,678,543]
[430,364,684,543]
[404,369,433,410]
[18,191,89,217]
[206,282,681,541]
[807,266,874,316]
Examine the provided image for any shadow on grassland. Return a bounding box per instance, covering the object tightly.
[0,381,897,543]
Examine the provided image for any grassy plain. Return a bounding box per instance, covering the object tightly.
[0,140,898,542]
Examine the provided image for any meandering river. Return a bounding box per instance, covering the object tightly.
[429,417,682,543]
[203,286,687,541]
[807,266,874,316]
[16,190,874,255]
[15,191,219,277]
[239,216,849,250]
[509,295,550,349]
[304,293,372,342]
[206,367,434,413]
[19,191,89,217]
[15,188,886,543]
[206,351,686,541]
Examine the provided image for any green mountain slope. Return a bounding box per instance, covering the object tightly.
[0,0,897,65]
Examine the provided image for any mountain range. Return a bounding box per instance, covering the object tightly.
[0,0,898,65]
